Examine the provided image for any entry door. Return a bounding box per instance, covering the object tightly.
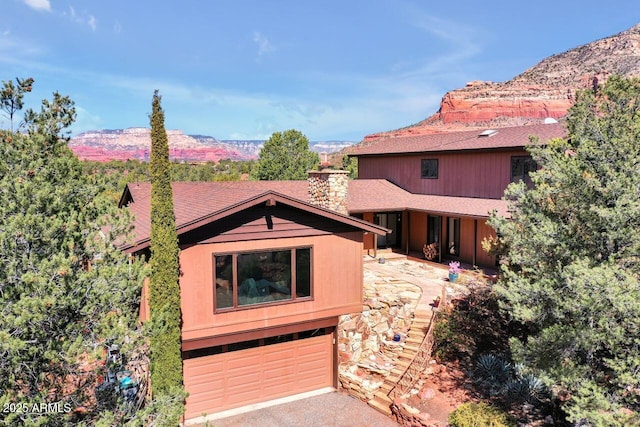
[447,217,460,257]
[427,215,442,260]
[375,213,401,248]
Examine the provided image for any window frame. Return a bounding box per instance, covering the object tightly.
[213,246,313,313]
[447,217,460,258]
[510,155,537,184]
[421,158,439,179]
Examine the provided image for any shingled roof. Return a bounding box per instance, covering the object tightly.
[119,179,508,252]
[349,122,567,156]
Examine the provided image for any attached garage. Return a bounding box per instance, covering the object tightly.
[183,332,334,420]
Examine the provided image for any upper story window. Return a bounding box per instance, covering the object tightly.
[421,159,438,179]
[214,247,312,312]
[511,156,537,185]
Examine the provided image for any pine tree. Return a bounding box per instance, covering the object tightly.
[489,75,640,425]
[250,129,319,180]
[148,91,184,410]
[0,79,146,425]
[0,76,33,131]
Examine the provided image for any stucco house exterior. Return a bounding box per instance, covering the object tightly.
[119,173,389,421]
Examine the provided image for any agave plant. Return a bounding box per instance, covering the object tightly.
[472,354,513,396]
[504,373,546,404]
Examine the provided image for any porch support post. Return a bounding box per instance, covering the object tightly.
[374,233,378,258]
[405,211,410,255]
[473,219,478,267]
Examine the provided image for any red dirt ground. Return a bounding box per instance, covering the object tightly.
[407,361,478,426]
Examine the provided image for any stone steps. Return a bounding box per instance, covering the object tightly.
[379,382,394,392]
[403,344,420,353]
[368,397,392,416]
[395,359,411,368]
[405,336,424,345]
[366,309,435,418]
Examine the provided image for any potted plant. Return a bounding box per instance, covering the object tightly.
[448,261,461,282]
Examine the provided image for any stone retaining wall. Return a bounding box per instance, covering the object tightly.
[337,280,421,401]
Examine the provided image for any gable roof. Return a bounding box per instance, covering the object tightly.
[119,181,390,253]
[349,122,567,156]
[120,179,508,253]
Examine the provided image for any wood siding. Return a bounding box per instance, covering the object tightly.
[181,204,362,245]
[459,217,475,263]
[179,232,364,343]
[408,211,427,252]
[358,149,529,199]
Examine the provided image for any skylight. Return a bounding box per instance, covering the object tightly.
[478,129,498,137]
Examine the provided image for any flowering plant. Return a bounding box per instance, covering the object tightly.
[448,261,461,275]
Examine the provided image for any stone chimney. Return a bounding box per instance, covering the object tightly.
[307,169,349,215]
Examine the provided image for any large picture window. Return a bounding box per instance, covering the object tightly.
[421,159,438,179]
[214,247,312,311]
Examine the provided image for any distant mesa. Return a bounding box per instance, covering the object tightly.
[69,128,355,163]
[360,22,640,142]
[71,24,640,161]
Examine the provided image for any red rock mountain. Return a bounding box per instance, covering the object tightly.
[363,23,640,141]
[70,128,354,163]
[69,128,256,163]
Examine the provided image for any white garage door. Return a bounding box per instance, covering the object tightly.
[183,334,333,420]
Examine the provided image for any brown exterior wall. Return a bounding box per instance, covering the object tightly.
[408,211,427,252]
[358,149,529,199]
[179,232,364,345]
[359,211,497,268]
[459,217,475,263]
[362,212,375,250]
[475,219,497,267]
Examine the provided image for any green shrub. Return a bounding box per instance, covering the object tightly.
[433,286,515,363]
[448,402,513,427]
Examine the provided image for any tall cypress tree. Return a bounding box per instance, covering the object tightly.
[148,91,183,400]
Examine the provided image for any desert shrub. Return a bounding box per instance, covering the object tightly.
[473,354,513,397]
[470,354,548,406]
[448,402,513,427]
[433,285,515,363]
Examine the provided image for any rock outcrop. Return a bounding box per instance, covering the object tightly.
[69,128,249,163]
[70,128,354,163]
[363,23,640,140]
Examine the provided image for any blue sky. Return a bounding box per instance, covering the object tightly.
[2,1,638,141]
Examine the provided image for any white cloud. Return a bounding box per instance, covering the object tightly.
[73,105,103,134]
[23,0,51,12]
[0,32,45,60]
[253,31,276,57]
[63,6,97,31]
[401,13,484,81]
[88,15,97,31]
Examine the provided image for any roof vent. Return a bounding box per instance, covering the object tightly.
[479,129,498,137]
[544,117,558,124]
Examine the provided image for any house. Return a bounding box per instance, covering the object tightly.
[348,122,567,267]
[118,171,389,422]
[117,122,566,421]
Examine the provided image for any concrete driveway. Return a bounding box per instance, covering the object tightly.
[201,390,399,427]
